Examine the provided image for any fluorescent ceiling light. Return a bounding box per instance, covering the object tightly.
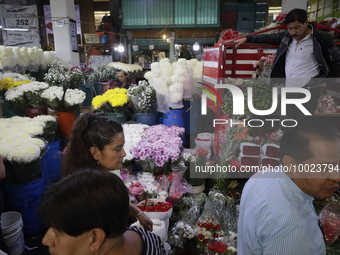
[3,28,29,31]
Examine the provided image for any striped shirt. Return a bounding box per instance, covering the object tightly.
[237,170,326,255]
[127,226,166,255]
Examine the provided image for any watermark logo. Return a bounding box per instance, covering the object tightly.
[196,82,222,107]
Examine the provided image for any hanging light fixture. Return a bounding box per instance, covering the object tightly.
[132,41,139,51]
[149,41,154,50]
[118,43,124,52]
[193,41,200,51]
[163,34,167,39]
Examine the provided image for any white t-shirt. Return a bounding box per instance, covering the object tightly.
[285,28,320,87]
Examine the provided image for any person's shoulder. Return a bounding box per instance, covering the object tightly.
[314,28,334,41]
[127,226,165,253]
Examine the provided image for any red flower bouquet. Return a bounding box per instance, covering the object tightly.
[239,153,259,166]
[137,200,172,212]
[208,241,228,254]
[261,157,280,168]
[319,202,340,244]
[240,142,261,156]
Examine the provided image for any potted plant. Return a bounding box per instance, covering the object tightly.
[91,88,129,124]
[127,80,157,125]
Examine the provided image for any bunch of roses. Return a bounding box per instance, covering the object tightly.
[221,29,239,41]
[242,145,260,156]
[137,200,172,212]
[208,241,228,253]
[195,227,212,243]
[197,216,220,231]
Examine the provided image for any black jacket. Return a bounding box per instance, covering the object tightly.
[246,23,340,87]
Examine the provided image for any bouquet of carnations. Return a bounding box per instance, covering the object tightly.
[92,88,129,113]
[137,172,160,199]
[5,81,49,108]
[127,80,157,114]
[41,86,86,112]
[108,62,143,78]
[127,180,146,202]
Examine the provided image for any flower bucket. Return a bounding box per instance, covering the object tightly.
[163,108,186,145]
[184,100,199,135]
[40,140,62,182]
[188,182,205,198]
[1,212,25,255]
[135,113,158,126]
[79,84,94,107]
[3,160,42,184]
[101,82,110,94]
[2,177,47,236]
[25,107,48,118]
[3,100,25,118]
[104,112,127,124]
[93,82,102,96]
[55,111,76,139]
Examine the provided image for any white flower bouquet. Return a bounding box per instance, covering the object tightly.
[127,80,157,114]
[108,62,143,78]
[122,123,149,162]
[41,86,86,112]
[0,117,47,183]
[5,81,49,108]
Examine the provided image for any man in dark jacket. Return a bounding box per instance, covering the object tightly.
[109,71,131,90]
[236,8,340,124]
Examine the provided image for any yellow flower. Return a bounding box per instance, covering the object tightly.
[23,80,32,84]
[14,81,23,87]
[92,95,107,109]
[4,78,14,90]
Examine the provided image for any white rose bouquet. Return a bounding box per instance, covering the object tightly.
[41,86,86,112]
[127,80,157,114]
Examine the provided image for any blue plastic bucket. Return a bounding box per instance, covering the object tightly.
[79,84,94,107]
[2,177,47,236]
[40,140,62,182]
[93,82,102,96]
[184,100,199,135]
[136,113,158,126]
[100,34,109,44]
[163,108,186,144]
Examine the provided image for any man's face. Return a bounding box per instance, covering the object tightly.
[287,20,309,41]
[118,72,127,83]
[294,139,340,199]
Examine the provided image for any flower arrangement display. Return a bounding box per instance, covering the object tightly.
[41,86,86,112]
[315,94,340,114]
[108,62,143,78]
[5,81,49,109]
[92,88,128,113]
[131,125,184,173]
[138,172,160,199]
[127,80,157,114]
[0,73,32,96]
[122,123,149,162]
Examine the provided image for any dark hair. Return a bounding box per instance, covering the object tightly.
[285,8,308,25]
[280,118,340,163]
[38,169,129,238]
[119,71,127,76]
[62,111,123,176]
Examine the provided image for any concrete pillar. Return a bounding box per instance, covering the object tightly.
[281,0,309,13]
[50,0,79,66]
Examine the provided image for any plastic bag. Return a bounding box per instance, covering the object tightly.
[157,174,170,199]
[319,202,340,244]
[169,165,190,201]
